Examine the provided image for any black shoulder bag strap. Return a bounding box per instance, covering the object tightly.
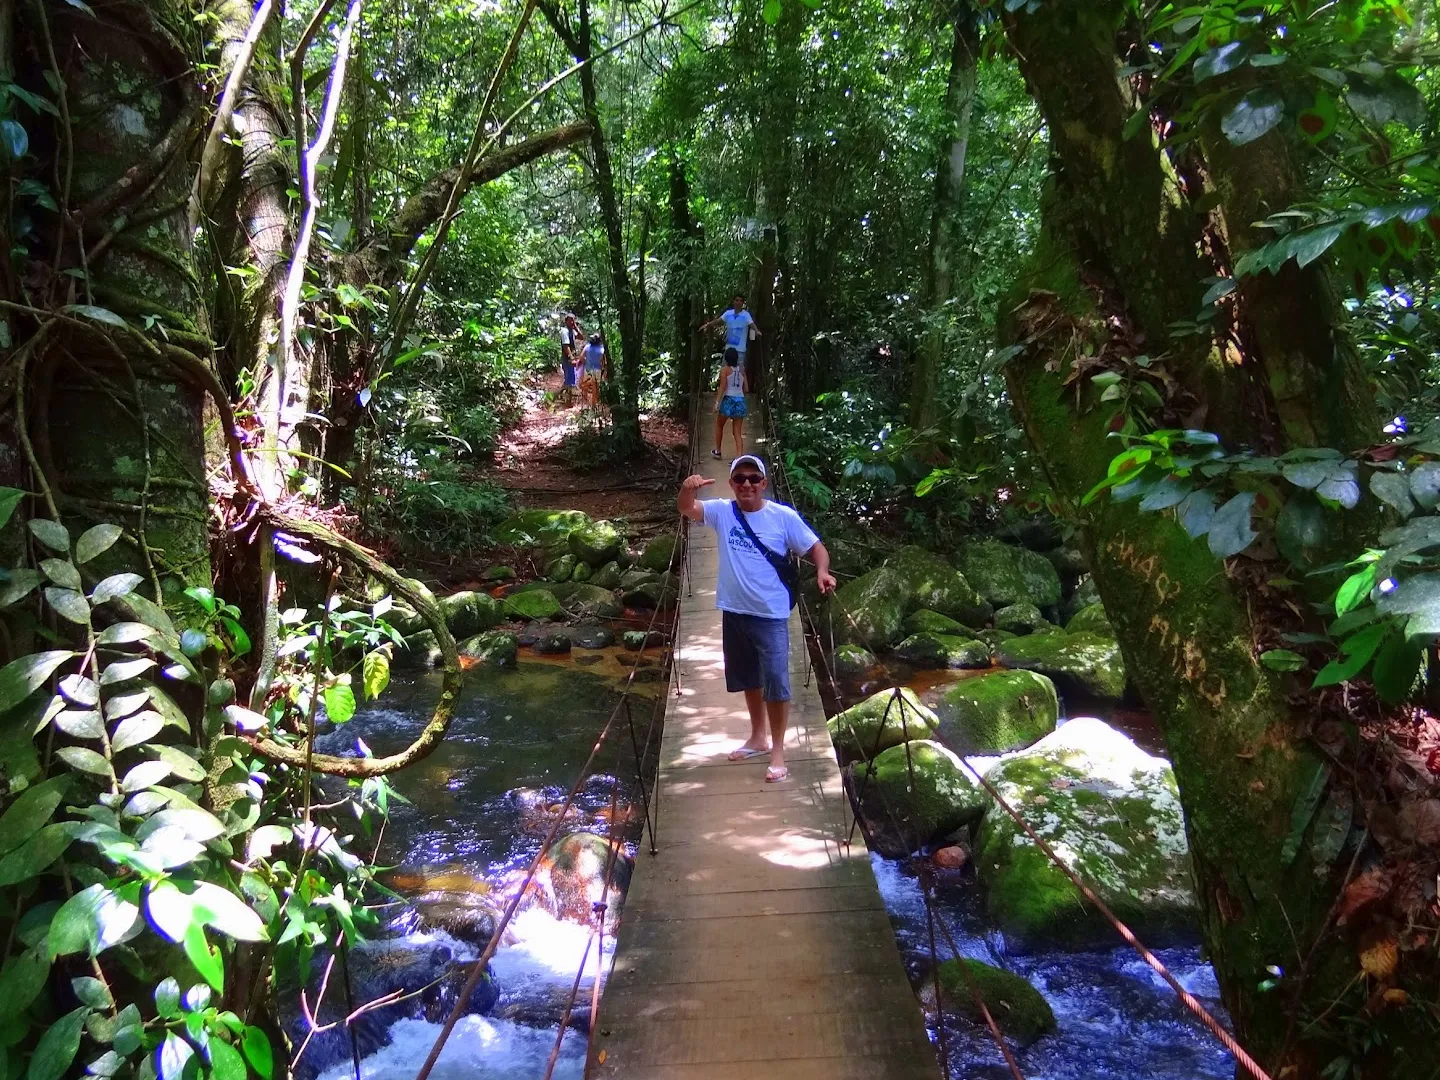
[731,501,800,611]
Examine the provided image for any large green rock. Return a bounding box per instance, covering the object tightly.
[545,554,577,582]
[960,540,1063,610]
[493,508,590,548]
[833,567,907,650]
[892,633,989,670]
[503,589,564,621]
[638,533,678,572]
[932,959,1056,1046]
[827,687,937,763]
[396,630,442,670]
[903,609,971,637]
[590,561,623,589]
[570,561,592,583]
[997,631,1127,702]
[481,564,516,582]
[1062,575,1101,622]
[935,670,1058,753]
[975,717,1197,948]
[993,602,1050,635]
[459,630,518,668]
[625,572,677,609]
[511,580,579,601]
[1065,601,1114,637]
[883,546,992,626]
[569,520,624,566]
[618,569,657,590]
[850,740,987,858]
[833,644,877,681]
[437,590,501,639]
[563,583,624,619]
[378,600,423,637]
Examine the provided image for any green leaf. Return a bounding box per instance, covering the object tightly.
[48,884,139,958]
[1347,76,1426,130]
[322,684,356,725]
[1280,761,1328,867]
[54,747,112,779]
[59,674,98,706]
[155,1032,195,1080]
[28,520,69,553]
[241,1027,272,1080]
[191,881,268,942]
[90,574,142,605]
[1138,475,1192,511]
[1309,789,1353,874]
[1410,463,1440,510]
[0,776,68,855]
[1371,633,1423,704]
[144,882,196,945]
[120,761,171,794]
[1371,471,1414,516]
[0,651,74,713]
[44,588,90,625]
[1222,89,1285,146]
[1259,649,1305,672]
[1297,91,1338,143]
[761,0,782,24]
[0,120,27,161]
[114,592,176,638]
[0,823,75,885]
[74,525,122,564]
[0,568,43,607]
[69,977,112,1011]
[207,1039,246,1080]
[146,745,206,783]
[1193,41,1248,82]
[1312,622,1389,688]
[362,650,390,701]
[100,657,155,685]
[0,947,50,1015]
[147,686,191,733]
[1176,487,1216,538]
[183,923,223,993]
[61,305,126,329]
[25,1007,88,1080]
[39,559,80,591]
[110,712,163,754]
[154,978,181,1020]
[1208,491,1256,557]
[0,488,24,531]
[135,808,225,845]
[55,709,104,740]
[1335,564,1378,616]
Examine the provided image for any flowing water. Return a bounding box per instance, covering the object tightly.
[296,642,1235,1080]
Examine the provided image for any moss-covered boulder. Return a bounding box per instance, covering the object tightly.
[618,568,656,590]
[975,717,1196,948]
[827,687,937,763]
[997,631,1127,702]
[378,600,423,637]
[833,644,877,681]
[492,508,590,548]
[1062,575,1101,623]
[562,583,624,620]
[568,624,615,649]
[1065,602,1113,637]
[396,630,442,670]
[850,741,987,858]
[625,572,677,609]
[892,633,990,670]
[833,567,906,650]
[533,632,572,655]
[993,602,1050,635]
[437,590,501,640]
[638,533,678,572]
[622,629,668,651]
[883,546,992,626]
[459,630,518,668]
[590,561,623,589]
[511,580,579,601]
[503,589,564,621]
[570,561,592,583]
[935,670,1058,753]
[976,629,1015,649]
[569,520,623,566]
[481,565,515,582]
[545,554,577,582]
[960,539,1063,610]
[931,960,1056,1046]
[903,609,972,637]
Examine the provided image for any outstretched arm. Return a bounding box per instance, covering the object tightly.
[678,474,715,522]
[806,541,837,595]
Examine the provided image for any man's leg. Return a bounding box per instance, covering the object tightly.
[756,616,792,778]
[722,613,770,757]
[741,688,769,752]
[766,698,789,772]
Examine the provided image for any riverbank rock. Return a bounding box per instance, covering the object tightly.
[379,600,423,637]
[623,629,668,650]
[903,609,972,637]
[504,589,564,621]
[618,568,656,590]
[493,508,590,547]
[398,630,442,669]
[834,644,878,681]
[935,670,1058,753]
[563,583,624,619]
[625,572,678,608]
[993,602,1050,635]
[567,623,615,649]
[976,629,1015,649]
[539,831,633,927]
[1066,602,1114,637]
[534,632,572,655]
[851,740,986,858]
[546,554,578,582]
[570,562,592,583]
[481,565,515,582]
[438,590,502,639]
[828,687,937,762]
[997,631,1127,702]
[932,959,1056,1045]
[883,546,993,627]
[590,561,623,589]
[638,533,678,572]
[892,633,989,670]
[960,540,1062,610]
[460,631,518,668]
[833,566,906,649]
[1062,575,1101,622]
[569,520,623,566]
[975,717,1197,948]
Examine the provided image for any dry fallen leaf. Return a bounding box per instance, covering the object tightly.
[1397,799,1440,846]
[1383,988,1410,1005]
[1338,865,1395,925]
[1358,929,1399,980]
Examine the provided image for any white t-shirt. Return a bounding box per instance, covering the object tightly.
[699,499,820,619]
[722,309,755,353]
[560,326,578,351]
[723,365,745,397]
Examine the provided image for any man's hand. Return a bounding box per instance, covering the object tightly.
[816,570,837,595]
[678,474,715,522]
[682,474,715,492]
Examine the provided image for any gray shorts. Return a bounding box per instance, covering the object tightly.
[721,611,790,702]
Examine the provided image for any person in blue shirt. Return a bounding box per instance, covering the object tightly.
[701,294,759,375]
[711,347,748,460]
[678,455,836,783]
[580,332,607,408]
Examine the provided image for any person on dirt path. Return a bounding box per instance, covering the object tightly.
[711,347,748,460]
[559,313,583,405]
[700,294,758,384]
[677,455,836,784]
[580,332,607,409]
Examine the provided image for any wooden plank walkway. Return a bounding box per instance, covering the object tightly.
[587,430,940,1080]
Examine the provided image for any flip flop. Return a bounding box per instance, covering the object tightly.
[710,449,722,459]
[727,746,769,761]
[765,766,789,784]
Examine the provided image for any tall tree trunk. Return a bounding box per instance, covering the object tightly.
[668,152,701,413]
[909,6,978,430]
[996,1,1409,1072]
[540,0,643,451]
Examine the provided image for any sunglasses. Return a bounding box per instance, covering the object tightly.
[732,474,765,486]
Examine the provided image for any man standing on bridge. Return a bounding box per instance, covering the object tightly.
[678,456,837,783]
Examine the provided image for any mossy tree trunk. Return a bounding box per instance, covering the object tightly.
[997,1,1408,1073]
